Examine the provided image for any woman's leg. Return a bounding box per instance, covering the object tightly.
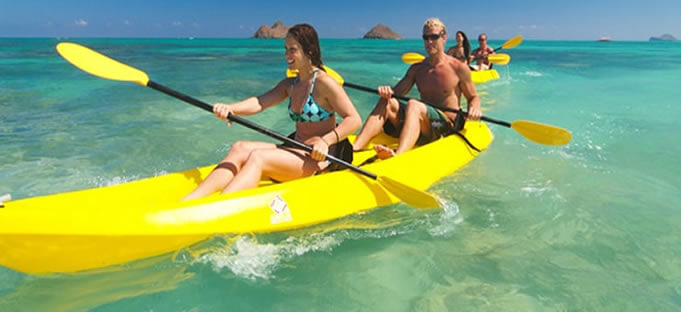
[221,147,322,194]
[183,140,276,200]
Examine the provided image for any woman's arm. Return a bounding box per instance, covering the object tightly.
[316,73,361,145]
[213,78,291,120]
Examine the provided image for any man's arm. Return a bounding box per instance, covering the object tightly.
[455,62,481,120]
[392,64,419,96]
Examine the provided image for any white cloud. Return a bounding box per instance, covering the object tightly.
[123,20,132,26]
[172,21,183,27]
[518,25,543,30]
[74,18,88,27]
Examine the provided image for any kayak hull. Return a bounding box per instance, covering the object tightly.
[0,121,493,274]
[471,69,499,84]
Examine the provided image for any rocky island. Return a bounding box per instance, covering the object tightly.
[363,24,403,40]
[649,34,678,41]
[253,21,289,39]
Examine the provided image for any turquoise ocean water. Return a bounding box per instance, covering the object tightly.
[1,38,680,311]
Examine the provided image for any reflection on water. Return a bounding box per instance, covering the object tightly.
[0,256,193,312]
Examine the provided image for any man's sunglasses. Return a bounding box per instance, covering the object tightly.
[422,33,443,41]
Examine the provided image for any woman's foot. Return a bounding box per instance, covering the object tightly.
[373,144,396,160]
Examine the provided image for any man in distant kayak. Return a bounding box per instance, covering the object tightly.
[352,17,481,159]
[469,33,495,71]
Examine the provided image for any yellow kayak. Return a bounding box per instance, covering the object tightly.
[0,121,493,274]
[471,68,500,84]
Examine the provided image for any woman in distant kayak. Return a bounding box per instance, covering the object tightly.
[446,30,471,64]
[184,24,361,200]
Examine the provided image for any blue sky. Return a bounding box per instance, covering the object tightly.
[1,0,679,40]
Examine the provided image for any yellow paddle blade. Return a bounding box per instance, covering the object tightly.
[488,53,510,65]
[501,35,523,50]
[286,65,343,85]
[377,176,440,209]
[56,42,150,86]
[511,120,572,146]
[286,68,298,78]
[322,65,344,85]
[401,52,426,65]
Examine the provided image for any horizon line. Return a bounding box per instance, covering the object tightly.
[0,36,669,42]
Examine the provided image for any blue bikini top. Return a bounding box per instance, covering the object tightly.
[288,70,334,123]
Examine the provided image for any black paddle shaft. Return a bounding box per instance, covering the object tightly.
[342,82,512,128]
[146,80,378,180]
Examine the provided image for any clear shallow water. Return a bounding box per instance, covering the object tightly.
[1,38,680,311]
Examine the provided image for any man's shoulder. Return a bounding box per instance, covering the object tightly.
[408,61,428,73]
[446,55,467,70]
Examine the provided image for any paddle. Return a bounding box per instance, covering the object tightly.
[56,42,440,208]
[493,35,523,52]
[287,62,569,145]
[341,82,571,146]
[402,52,510,65]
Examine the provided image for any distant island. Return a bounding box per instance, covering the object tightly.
[250,21,403,40]
[649,34,678,41]
[252,21,289,39]
[363,24,402,40]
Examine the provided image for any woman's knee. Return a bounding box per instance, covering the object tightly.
[243,148,268,169]
[223,141,254,161]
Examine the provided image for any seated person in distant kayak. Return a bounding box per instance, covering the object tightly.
[352,18,481,160]
[446,30,471,64]
[469,33,495,71]
[184,24,361,200]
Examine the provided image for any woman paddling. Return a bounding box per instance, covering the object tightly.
[446,30,471,65]
[184,24,361,200]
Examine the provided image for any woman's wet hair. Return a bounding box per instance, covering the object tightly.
[458,31,471,61]
[287,24,323,69]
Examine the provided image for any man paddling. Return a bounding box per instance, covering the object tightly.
[352,17,481,159]
[470,33,496,71]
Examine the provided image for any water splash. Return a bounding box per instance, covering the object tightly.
[427,198,463,236]
[197,234,342,280]
[520,71,543,77]
[194,200,466,280]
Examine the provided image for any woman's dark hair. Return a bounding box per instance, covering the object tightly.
[287,24,323,69]
[457,31,471,61]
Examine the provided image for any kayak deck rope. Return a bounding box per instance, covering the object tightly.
[451,131,482,153]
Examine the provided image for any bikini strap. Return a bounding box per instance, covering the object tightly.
[308,69,319,94]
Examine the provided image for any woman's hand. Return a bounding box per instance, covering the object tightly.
[305,136,329,161]
[213,103,233,126]
[377,85,394,100]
